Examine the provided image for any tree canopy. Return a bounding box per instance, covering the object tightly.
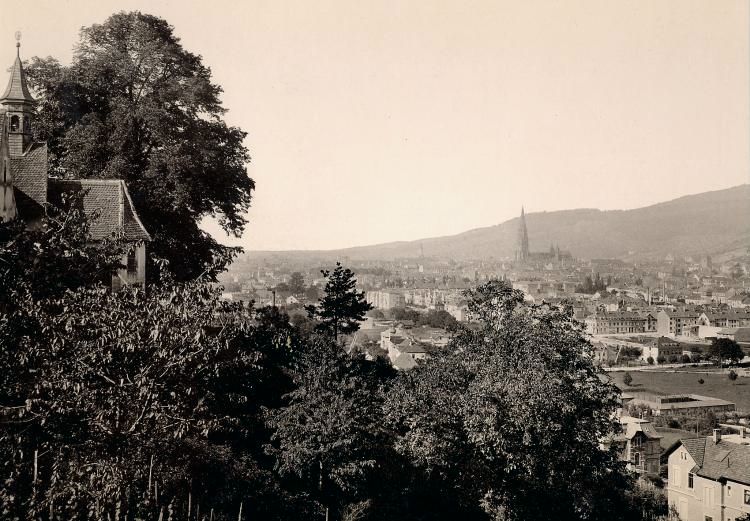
[25,11,253,280]
[708,337,744,366]
[306,262,372,341]
[384,280,639,520]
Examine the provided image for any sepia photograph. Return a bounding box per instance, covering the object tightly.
[1,1,749,520]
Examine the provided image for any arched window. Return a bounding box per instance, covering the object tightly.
[9,115,19,132]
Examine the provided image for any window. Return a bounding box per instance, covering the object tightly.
[744,490,750,505]
[688,473,694,489]
[9,115,19,132]
[127,249,137,275]
[634,452,640,466]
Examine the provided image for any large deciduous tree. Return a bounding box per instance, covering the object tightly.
[385,280,639,520]
[25,11,253,280]
[709,337,744,367]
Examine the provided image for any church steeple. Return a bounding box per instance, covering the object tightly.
[1,32,35,157]
[515,206,529,263]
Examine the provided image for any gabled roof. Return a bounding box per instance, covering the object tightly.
[48,179,150,242]
[682,437,750,486]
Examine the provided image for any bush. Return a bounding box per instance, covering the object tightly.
[623,372,633,387]
[647,356,654,365]
[729,370,738,381]
[667,418,681,429]
[681,354,691,364]
[668,355,679,364]
[657,356,666,365]
[698,378,705,384]
[691,353,703,363]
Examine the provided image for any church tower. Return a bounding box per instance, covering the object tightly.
[515,206,529,262]
[0,33,35,158]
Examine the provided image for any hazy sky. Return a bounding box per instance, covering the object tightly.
[2,0,748,250]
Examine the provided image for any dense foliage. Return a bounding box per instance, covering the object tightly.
[306,262,372,341]
[25,11,253,280]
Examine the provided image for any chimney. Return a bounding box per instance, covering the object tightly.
[713,429,722,443]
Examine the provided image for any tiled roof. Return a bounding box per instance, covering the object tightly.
[10,142,47,216]
[682,437,750,486]
[48,179,150,242]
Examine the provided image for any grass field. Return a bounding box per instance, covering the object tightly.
[609,370,750,412]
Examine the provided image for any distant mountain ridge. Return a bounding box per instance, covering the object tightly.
[251,185,750,261]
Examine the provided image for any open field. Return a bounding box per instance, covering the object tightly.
[610,370,750,412]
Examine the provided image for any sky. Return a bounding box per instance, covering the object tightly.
[1,0,748,251]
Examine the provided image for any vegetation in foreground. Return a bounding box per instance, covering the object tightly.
[0,201,668,520]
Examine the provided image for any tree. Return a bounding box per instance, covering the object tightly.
[709,338,744,367]
[729,370,739,381]
[288,272,306,296]
[384,280,641,520]
[306,263,372,342]
[266,340,392,520]
[623,372,633,387]
[1,203,310,519]
[25,12,253,280]
[647,356,654,365]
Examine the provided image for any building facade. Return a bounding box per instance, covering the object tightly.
[668,431,750,521]
[0,39,150,287]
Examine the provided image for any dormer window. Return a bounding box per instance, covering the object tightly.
[9,115,19,132]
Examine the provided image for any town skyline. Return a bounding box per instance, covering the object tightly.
[2,0,748,252]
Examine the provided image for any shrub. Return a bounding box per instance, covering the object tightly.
[691,353,703,363]
[729,370,738,381]
[667,418,681,429]
[647,356,654,365]
[623,372,633,387]
[657,356,666,365]
[681,354,691,364]
[698,378,705,384]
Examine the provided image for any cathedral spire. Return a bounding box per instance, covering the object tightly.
[515,206,529,263]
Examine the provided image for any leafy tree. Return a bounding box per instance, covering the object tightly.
[306,263,372,341]
[681,354,692,364]
[657,355,666,365]
[1,204,308,519]
[288,272,306,296]
[384,280,640,520]
[0,191,125,303]
[729,370,739,381]
[266,340,393,520]
[647,356,654,365]
[623,372,633,387]
[709,338,744,367]
[25,11,253,280]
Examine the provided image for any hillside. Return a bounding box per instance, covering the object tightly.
[250,184,750,261]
